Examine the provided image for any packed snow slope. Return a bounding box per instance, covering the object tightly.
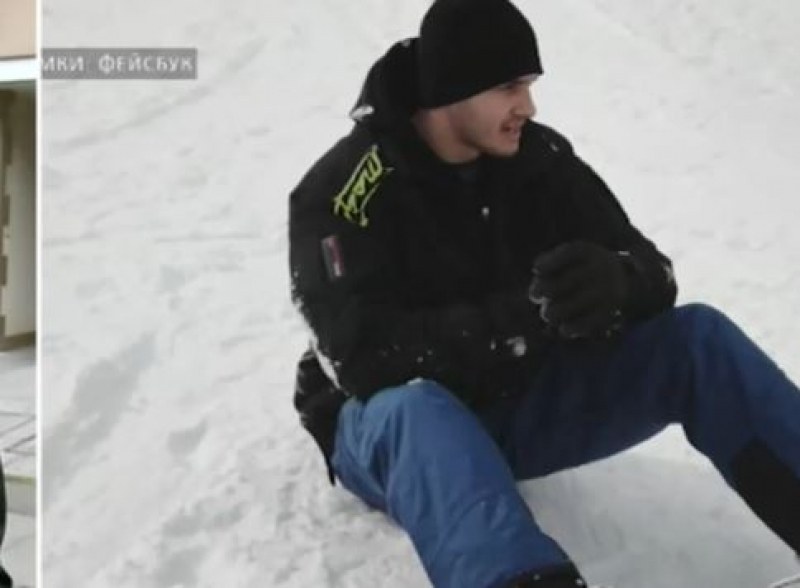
[42,0,800,586]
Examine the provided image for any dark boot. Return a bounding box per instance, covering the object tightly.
[732,439,800,552]
[503,565,588,587]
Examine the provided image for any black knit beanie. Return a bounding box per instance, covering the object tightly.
[417,0,543,108]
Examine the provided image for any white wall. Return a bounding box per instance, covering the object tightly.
[0,59,38,84]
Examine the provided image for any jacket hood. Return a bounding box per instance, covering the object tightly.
[349,39,420,133]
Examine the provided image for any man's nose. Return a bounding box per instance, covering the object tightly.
[516,89,536,119]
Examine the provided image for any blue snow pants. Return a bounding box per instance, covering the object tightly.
[330,304,800,588]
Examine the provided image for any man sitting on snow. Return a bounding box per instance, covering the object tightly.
[288,0,800,586]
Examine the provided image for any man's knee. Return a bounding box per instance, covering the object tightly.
[670,303,739,343]
[365,379,462,420]
[340,380,477,470]
[675,302,729,325]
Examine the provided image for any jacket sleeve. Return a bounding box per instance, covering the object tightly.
[552,147,678,322]
[289,158,547,402]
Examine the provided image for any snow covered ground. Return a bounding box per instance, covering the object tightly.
[42,0,800,586]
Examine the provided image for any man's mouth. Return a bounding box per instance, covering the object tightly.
[501,124,523,139]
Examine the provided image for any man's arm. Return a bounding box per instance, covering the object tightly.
[575,156,678,320]
[546,144,678,323]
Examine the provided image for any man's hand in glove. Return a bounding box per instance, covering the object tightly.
[530,241,630,339]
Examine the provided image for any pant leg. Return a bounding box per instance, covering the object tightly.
[483,303,800,551]
[677,305,800,550]
[331,379,576,588]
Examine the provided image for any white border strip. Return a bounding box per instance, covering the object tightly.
[36,0,43,581]
[0,58,37,83]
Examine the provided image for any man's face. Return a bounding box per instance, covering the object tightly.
[446,74,538,158]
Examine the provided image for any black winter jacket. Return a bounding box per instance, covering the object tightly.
[289,39,677,482]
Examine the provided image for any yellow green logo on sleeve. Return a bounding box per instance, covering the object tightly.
[333,144,393,228]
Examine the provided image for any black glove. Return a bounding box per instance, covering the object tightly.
[294,349,347,483]
[530,241,629,339]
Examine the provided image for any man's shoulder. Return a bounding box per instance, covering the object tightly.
[503,120,577,181]
[520,120,574,159]
[293,126,373,195]
[290,125,400,229]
